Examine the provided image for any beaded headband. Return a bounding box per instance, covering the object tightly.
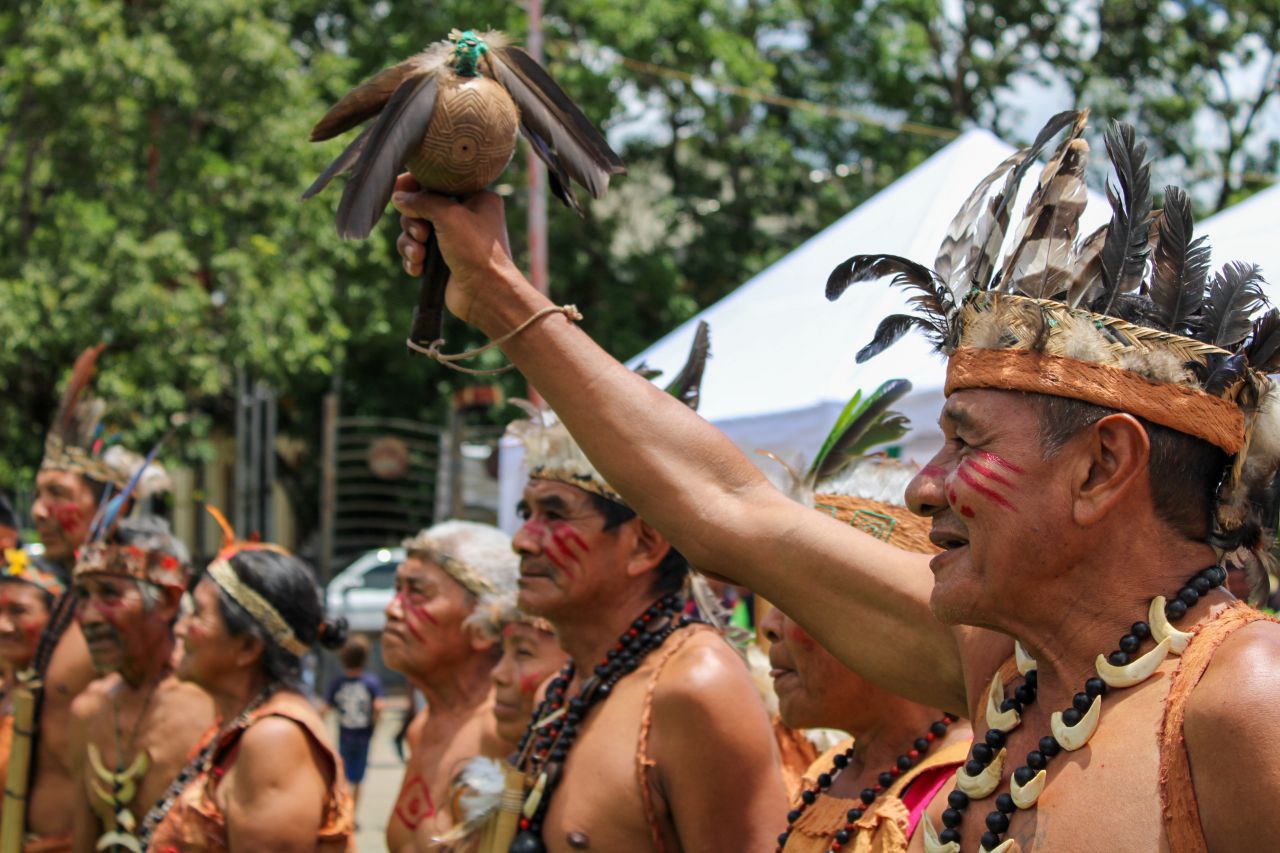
[206,557,309,658]
[828,109,1280,554]
[1,548,66,599]
[401,537,500,597]
[73,542,189,590]
[203,505,309,658]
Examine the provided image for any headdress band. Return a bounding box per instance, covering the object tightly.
[402,539,498,597]
[207,558,310,658]
[73,542,189,590]
[2,549,66,598]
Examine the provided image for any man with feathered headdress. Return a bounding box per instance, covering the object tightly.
[14,346,172,852]
[383,519,519,851]
[395,108,1280,849]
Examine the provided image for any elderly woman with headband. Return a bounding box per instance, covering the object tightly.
[144,508,353,852]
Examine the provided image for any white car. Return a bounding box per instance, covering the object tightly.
[325,547,404,633]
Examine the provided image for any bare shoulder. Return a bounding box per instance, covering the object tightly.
[237,714,322,780]
[156,675,214,708]
[68,673,117,723]
[650,630,764,729]
[1184,617,1280,844]
[1186,617,1280,737]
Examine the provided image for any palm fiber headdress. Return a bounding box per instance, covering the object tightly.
[766,379,936,555]
[507,320,712,505]
[828,109,1280,594]
[42,345,170,496]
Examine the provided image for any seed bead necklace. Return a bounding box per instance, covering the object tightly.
[924,564,1227,852]
[508,593,690,853]
[777,713,959,852]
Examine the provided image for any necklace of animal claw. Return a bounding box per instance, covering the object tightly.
[777,713,958,852]
[507,594,690,853]
[90,674,165,852]
[923,564,1227,853]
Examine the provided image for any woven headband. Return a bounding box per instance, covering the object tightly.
[74,542,189,590]
[403,540,499,597]
[207,558,310,658]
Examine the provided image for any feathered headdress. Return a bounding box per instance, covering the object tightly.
[827,110,1279,595]
[1,547,65,600]
[764,379,936,555]
[507,321,712,504]
[42,345,171,497]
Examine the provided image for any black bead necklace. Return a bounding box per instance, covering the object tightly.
[936,565,1226,852]
[508,594,690,853]
[777,713,958,852]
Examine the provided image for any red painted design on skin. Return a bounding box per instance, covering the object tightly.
[948,489,958,505]
[967,459,1015,489]
[960,506,976,518]
[518,672,542,696]
[53,503,83,535]
[957,466,1016,511]
[786,621,816,648]
[920,465,946,479]
[394,775,436,827]
[976,450,1024,474]
[394,592,437,643]
[544,523,589,580]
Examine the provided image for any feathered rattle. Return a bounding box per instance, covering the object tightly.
[304,29,625,354]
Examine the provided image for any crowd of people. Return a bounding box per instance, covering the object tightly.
[4,108,1280,853]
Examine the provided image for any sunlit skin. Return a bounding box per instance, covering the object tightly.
[32,469,98,568]
[0,581,52,672]
[171,578,334,851]
[383,556,504,851]
[69,571,214,853]
[74,575,172,678]
[0,525,19,552]
[392,183,1280,851]
[760,605,970,808]
[491,621,567,747]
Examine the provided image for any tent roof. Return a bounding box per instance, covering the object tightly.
[628,128,1110,465]
[1199,182,1280,300]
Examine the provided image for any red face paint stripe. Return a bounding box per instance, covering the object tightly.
[967,459,1015,489]
[957,467,1016,511]
[920,465,947,478]
[976,451,1024,474]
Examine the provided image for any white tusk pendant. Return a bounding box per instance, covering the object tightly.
[985,671,1020,732]
[1148,596,1194,655]
[1094,637,1171,688]
[956,747,1006,798]
[1050,694,1101,751]
[1010,767,1047,809]
[988,840,1022,853]
[922,815,961,853]
[1014,640,1037,675]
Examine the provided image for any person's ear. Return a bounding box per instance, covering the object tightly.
[1072,413,1150,526]
[623,519,672,581]
[156,586,183,623]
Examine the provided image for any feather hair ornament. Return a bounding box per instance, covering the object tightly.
[825,108,1280,601]
[306,29,625,352]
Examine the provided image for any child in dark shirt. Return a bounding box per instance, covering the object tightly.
[323,635,385,813]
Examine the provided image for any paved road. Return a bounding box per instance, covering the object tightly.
[330,696,412,853]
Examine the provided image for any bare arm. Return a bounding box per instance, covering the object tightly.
[652,637,789,849]
[67,690,100,853]
[1186,623,1280,849]
[391,187,967,713]
[224,716,330,852]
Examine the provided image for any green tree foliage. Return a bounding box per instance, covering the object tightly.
[1,0,1275,543]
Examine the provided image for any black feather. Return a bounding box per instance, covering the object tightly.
[856,314,942,363]
[336,71,439,239]
[523,122,583,215]
[1150,186,1208,334]
[302,123,374,201]
[827,254,937,301]
[1205,352,1248,396]
[663,321,712,410]
[1196,261,1267,348]
[1097,122,1153,314]
[1244,308,1280,373]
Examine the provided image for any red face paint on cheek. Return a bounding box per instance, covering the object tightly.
[394,592,436,642]
[960,506,976,518]
[53,503,84,535]
[976,450,1024,474]
[785,621,816,649]
[957,461,1017,511]
[518,672,542,696]
[545,523,589,580]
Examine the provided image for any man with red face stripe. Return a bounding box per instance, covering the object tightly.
[383,520,518,852]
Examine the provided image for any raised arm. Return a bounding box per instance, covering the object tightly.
[391,186,966,712]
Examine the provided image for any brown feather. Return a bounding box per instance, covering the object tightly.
[934,151,1023,290]
[310,49,446,142]
[1066,223,1109,308]
[1001,138,1090,298]
[57,344,106,432]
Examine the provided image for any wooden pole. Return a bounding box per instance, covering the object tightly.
[1,677,38,851]
[526,0,548,407]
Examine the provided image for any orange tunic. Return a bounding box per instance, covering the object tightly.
[147,691,354,852]
[782,738,971,853]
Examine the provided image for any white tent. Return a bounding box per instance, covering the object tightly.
[497,129,1110,532]
[1199,182,1280,299]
